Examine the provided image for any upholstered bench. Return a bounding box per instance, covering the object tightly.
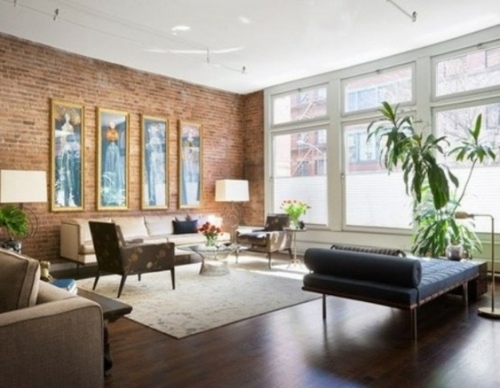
[302,248,480,340]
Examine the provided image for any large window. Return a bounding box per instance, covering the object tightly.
[343,65,413,114]
[435,44,500,97]
[266,27,500,245]
[272,86,327,125]
[435,103,500,232]
[272,129,327,225]
[341,65,415,229]
[343,123,412,229]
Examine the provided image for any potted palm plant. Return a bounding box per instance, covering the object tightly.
[367,102,496,258]
[0,204,28,253]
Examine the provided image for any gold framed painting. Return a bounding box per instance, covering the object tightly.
[178,120,202,209]
[50,99,85,212]
[141,115,169,209]
[96,108,130,210]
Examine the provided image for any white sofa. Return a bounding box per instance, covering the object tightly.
[60,213,230,265]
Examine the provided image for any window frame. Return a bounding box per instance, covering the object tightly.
[341,62,416,117]
[431,39,500,102]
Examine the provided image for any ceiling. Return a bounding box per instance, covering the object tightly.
[0,0,499,95]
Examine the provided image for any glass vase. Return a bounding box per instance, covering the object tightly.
[205,235,218,247]
[290,217,300,230]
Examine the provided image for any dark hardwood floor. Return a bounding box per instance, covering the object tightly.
[56,262,500,387]
[104,284,500,387]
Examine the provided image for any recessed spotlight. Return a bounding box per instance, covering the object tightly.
[171,25,191,33]
[238,16,251,24]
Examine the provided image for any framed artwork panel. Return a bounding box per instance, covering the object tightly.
[141,115,169,209]
[178,120,202,209]
[50,99,85,212]
[96,108,130,210]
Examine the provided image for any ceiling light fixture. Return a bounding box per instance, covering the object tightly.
[387,0,417,22]
[171,25,190,34]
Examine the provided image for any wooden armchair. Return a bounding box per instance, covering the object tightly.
[89,221,176,298]
[236,214,293,268]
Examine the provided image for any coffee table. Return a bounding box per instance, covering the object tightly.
[178,244,242,276]
[78,288,132,322]
[78,288,132,374]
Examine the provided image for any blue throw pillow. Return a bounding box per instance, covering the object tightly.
[173,219,198,234]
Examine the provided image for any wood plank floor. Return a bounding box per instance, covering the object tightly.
[101,276,500,388]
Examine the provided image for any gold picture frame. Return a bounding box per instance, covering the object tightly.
[141,115,169,209]
[96,108,130,210]
[50,99,85,212]
[178,120,202,209]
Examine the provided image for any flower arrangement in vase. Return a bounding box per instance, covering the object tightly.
[198,221,222,247]
[280,200,310,229]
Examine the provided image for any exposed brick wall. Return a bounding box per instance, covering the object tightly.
[241,92,265,227]
[0,33,264,262]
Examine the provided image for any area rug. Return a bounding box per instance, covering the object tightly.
[76,256,317,339]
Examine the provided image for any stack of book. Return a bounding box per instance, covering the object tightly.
[51,278,77,295]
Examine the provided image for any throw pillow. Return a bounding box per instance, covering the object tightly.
[172,219,198,234]
[0,249,40,313]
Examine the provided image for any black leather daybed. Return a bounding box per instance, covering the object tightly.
[302,248,481,340]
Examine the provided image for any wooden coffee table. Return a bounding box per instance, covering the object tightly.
[78,288,132,375]
[78,288,132,322]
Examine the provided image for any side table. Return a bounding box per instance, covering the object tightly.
[77,288,132,375]
[285,228,307,267]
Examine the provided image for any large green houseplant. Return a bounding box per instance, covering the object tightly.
[0,204,28,238]
[367,102,496,257]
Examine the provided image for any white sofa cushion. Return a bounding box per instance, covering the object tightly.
[112,216,148,240]
[72,217,112,245]
[0,249,40,313]
[144,214,176,236]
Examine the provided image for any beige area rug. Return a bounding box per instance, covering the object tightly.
[76,255,317,339]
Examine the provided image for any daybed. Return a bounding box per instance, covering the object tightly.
[60,213,230,266]
[0,248,104,387]
[302,248,481,340]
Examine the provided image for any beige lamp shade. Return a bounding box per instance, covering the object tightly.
[0,170,48,203]
[215,179,249,202]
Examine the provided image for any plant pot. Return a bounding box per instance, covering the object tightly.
[446,243,464,261]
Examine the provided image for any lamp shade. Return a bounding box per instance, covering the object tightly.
[215,179,249,202]
[0,170,48,203]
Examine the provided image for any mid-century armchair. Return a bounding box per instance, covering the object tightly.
[236,214,293,268]
[89,221,176,298]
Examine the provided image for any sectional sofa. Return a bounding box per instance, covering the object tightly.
[60,213,230,266]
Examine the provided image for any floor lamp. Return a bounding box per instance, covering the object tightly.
[215,179,249,242]
[455,211,500,318]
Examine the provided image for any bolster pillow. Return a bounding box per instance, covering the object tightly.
[304,248,422,287]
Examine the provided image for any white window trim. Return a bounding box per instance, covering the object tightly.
[264,25,500,253]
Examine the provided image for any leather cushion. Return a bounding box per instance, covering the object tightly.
[304,248,422,288]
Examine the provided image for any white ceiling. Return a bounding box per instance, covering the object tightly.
[0,0,499,95]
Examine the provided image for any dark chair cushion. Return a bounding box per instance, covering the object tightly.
[237,232,268,247]
[304,248,422,288]
[172,219,198,234]
[264,214,290,231]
